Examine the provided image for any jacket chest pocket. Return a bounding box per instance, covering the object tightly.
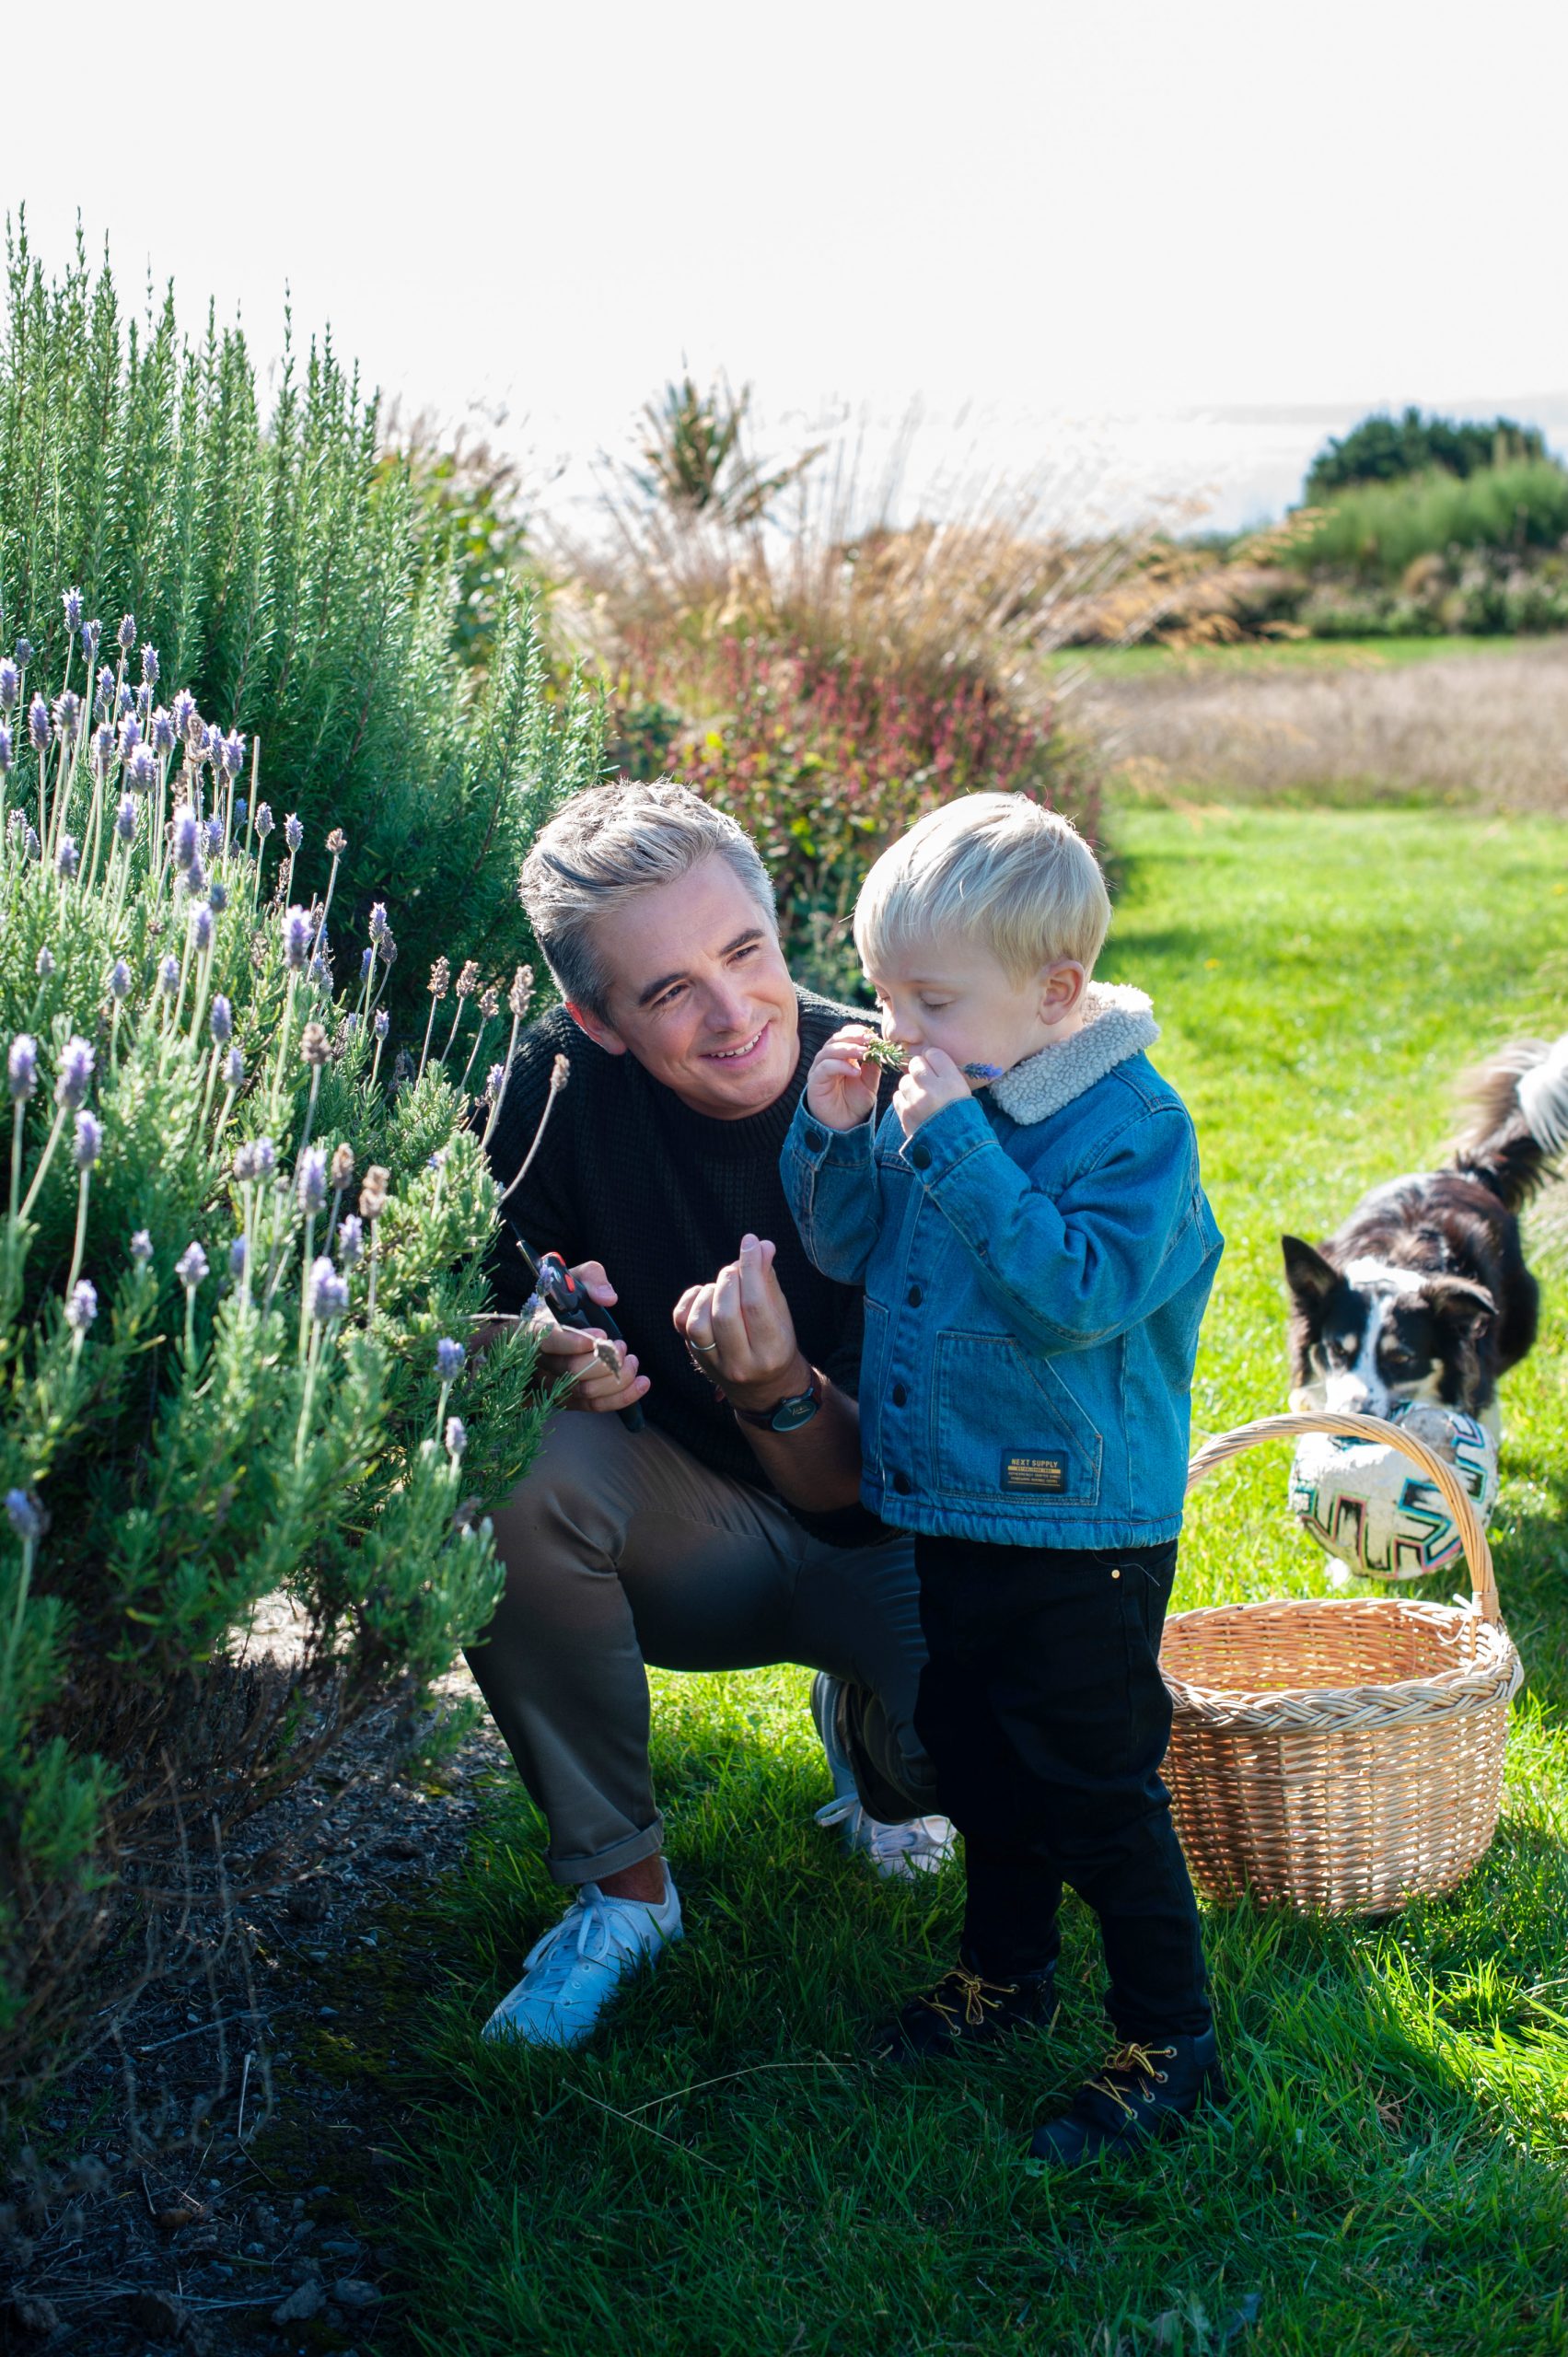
[931,1331,1103,1505]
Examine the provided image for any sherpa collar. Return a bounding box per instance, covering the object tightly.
[989,982,1158,1125]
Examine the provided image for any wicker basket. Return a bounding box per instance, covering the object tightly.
[1161,1411,1524,1917]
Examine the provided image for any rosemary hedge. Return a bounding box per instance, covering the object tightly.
[0,603,553,2094]
[0,223,601,1001]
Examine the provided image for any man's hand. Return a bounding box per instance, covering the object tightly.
[673,1234,808,1415]
[534,1260,650,1415]
[805,1024,880,1134]
[894,1048,971,1139]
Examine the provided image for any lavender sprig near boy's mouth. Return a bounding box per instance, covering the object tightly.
[857,1037,1005,1086]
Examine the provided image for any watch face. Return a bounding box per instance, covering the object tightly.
[770,1390,822,1433]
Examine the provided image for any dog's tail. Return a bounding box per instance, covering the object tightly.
[1453,1033,1568,1210]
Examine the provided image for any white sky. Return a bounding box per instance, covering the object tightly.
[9,0,1568,528]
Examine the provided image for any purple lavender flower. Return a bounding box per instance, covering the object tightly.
[485,1062,506,1102]
[223,1046,245,1090]
[63,587,83,632]
[117,614,135,652]
[129,746,157,796]
[8,1035,38,1102]
[52,691,81,746]
[131,1230,154,1266]
[282,907,312,970]
[82,618,101,662]
[0,659,17,710]
[54,1037,95,1109]
[176,1240,208,1292]
[110,959,132,1001]
[172,807,199,867]
[115,795,137,844]
[141,644,159,687]
[28,694,50,753]
[15,638,33,668]
[254,802,274,841]
[205,814,224,858]
[24,827,40,862]
[0,726,11,774]
[151,707,175,755]
[209,877,229,914]
[229,1237,248,1277]
[35,944,53,976]
[285,812,303,853]
[231,1141,260,1183]
[444,1416,467,1459]
[308,953,331,990]
[368,902,390,946]
[171,689,196,736]
[209,994,233,1044]
[235,797,248,828]
[118,713,142,758]
[224,731,246,778]
[191,903,215,955]
[135,683,152,728]
[373,1008,389,1041]
[72,1109,102,1169]
[116,683,133,719]
[182,857,208,900]
[95,666,114,718]
[359,946,375,983]
[158,955,180,998]
[336,1213,364,1266]
[296,1146,328,1216]
[92,722,117,777]
[254,1137,276,1178]
[436,1337,466,1382]
[65,1279,98,1333]
[6,1490,42,1543]
[309,1257,350,1321]
[54,835,78,881]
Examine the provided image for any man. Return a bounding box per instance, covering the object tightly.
[471,780,952,2047]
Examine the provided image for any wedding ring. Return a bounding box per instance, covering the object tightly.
[690,1337,719,1353]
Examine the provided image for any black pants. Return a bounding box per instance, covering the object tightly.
[913,1535,1211,2042]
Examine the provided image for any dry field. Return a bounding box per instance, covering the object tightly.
[1068,635,1568,808]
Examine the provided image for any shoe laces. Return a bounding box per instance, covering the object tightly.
[518,1888,655,1997]
[816,1796,949,1860]
[1088,2041,1176,2115]
[921,1965,1019,2030]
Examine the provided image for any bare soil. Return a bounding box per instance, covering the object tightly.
[1,1613,508,2356]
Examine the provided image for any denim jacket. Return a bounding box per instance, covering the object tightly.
[779,987,1223,1547]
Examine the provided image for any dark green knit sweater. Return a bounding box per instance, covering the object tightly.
[485,990,883,1509]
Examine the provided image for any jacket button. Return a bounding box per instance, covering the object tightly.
[907,1284,923,1307]
[891,1383,907,1407]
[805,1123,827,1151]
[892,1471,912,1495]
[910,1143,931,1170]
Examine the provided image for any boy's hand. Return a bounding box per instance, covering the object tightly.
[805,1025,880,1132]
[895,1049,971,1139]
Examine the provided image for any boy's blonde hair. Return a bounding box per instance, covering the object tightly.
[854,793,1111,981]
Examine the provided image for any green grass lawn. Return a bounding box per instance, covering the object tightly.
[374,809,1568,2356]
[1048,635,1560,683]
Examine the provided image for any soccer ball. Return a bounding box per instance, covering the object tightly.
[1287,1402,1498,1583]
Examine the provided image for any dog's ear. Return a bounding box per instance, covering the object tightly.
[1282,1236,1337,1306]
[1422,1274,1495,1337]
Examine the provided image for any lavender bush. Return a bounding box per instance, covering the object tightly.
[0,606,551,2092]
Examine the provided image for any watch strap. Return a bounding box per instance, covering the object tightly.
[729,1367,824,1431]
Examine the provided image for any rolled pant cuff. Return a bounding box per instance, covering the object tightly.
[547,1817,666,1888]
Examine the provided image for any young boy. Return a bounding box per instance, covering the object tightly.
[779,792,1225,2164]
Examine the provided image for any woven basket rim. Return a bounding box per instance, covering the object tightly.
[1161,1596,1522,1729]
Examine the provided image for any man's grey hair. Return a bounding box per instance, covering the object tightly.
[518,780,778,1016]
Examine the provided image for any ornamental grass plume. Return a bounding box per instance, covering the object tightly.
[0,602,552,2102]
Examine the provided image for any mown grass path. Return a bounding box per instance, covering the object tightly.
[390,809,1568,2356]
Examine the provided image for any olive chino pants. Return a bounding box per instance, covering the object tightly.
[465,1409,937,1887]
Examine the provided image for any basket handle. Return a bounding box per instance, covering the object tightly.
[1185,1410,1499,1624]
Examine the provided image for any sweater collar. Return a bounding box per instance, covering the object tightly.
[989,982,1158,1125]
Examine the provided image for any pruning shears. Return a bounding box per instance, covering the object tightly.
[509,1229,645,1434]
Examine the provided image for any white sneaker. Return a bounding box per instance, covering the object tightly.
[810,1672,957,1880]
[481,1871,683,2048]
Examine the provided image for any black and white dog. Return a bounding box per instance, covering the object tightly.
[1283,1035,1568,1431]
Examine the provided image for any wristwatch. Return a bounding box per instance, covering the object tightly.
[729,1367,824,1434]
